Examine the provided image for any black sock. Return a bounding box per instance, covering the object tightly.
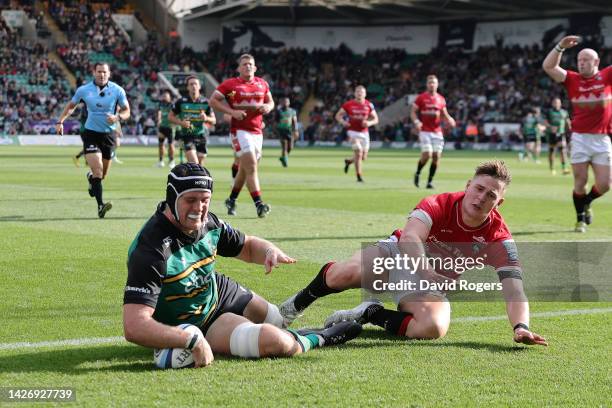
[294,262,342,311]
[585,186,602,206]
[573,191,586,222]
[367,306,413,337]
[427,163,438,183]
[229,187,240,201]
[250,190,263,207]
[416,160,426,175]
[91,177,103,206]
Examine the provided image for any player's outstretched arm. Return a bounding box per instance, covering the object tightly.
[123,304,214,366]
[236,235,296,274]
[542,35,580,83]
[501,278,548,346]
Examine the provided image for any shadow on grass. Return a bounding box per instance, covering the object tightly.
[346,329,529,353]
[0,345,155,374]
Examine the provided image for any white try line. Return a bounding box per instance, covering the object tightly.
[1,307,611,351]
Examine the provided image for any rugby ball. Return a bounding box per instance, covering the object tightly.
[153,324,203,369]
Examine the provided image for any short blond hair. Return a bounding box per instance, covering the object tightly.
[238,53,255,64]
[474,160,511,185]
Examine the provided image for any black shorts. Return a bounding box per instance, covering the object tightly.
[81,128,116,160]
[277,128,292,141]
[547,133,566,146]
[200,273,254,334]
[158,126,174,143]
[182,135,208,154]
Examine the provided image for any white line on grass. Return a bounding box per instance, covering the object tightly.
[1,307,611,351]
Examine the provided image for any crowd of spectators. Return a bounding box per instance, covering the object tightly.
[3,1,612,143]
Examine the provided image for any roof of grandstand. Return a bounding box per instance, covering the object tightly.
[172,0,611,23]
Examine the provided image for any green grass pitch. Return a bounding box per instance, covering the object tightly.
[0,145,610,406]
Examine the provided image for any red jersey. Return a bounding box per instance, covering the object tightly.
[406,191,521,280]
[341,99,375,132]
[564,66,612,135]
[215,76,270,134]
[414,92,446,133]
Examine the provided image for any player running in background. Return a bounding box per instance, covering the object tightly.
[276,97,298,168]
[336,85,378,182]
[543,35,612,233]
[411,75,456,189]
[157,90,176,168]
[56,62,130,218]
[210,54,273,218]
[519,107,545,162]
[169,76,216,166]
[545,97,571,175]
[279,160,547,347]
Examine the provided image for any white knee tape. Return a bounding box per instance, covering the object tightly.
[263,303,284,328]
[229,322,261,358]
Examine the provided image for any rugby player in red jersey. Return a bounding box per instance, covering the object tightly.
[210,54,273,218]
[543,35,612,233]
[279,160,547,346]
[336,85,379,182]
[411,75,456,189]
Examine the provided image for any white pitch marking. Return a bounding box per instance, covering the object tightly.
[1,308,611,351]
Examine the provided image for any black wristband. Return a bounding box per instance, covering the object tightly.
[513,323,529,332]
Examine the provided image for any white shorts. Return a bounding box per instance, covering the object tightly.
[231,130,263,160]
[347,130,370,151]
[419,131,444,153]
[570,133,612,165]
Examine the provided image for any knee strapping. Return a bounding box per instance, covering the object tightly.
[229,322,261,358]
[263,303,284,328]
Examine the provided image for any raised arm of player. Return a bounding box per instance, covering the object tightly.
[441,107,456,128]
[235,235,296,274]
[335,107,349,128]
[123,303,214,367]
[500,278,548,346]
[410,103,422,132]
[55,100,78,135]
[542,35,581,83]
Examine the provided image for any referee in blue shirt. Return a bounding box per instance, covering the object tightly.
[56,62,130,218]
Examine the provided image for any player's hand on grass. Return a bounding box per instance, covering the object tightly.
[192,337,214,367]
[558,35,581,49]
[513,328,548,346]
[264,247,296,274]
[231,110,247,120]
